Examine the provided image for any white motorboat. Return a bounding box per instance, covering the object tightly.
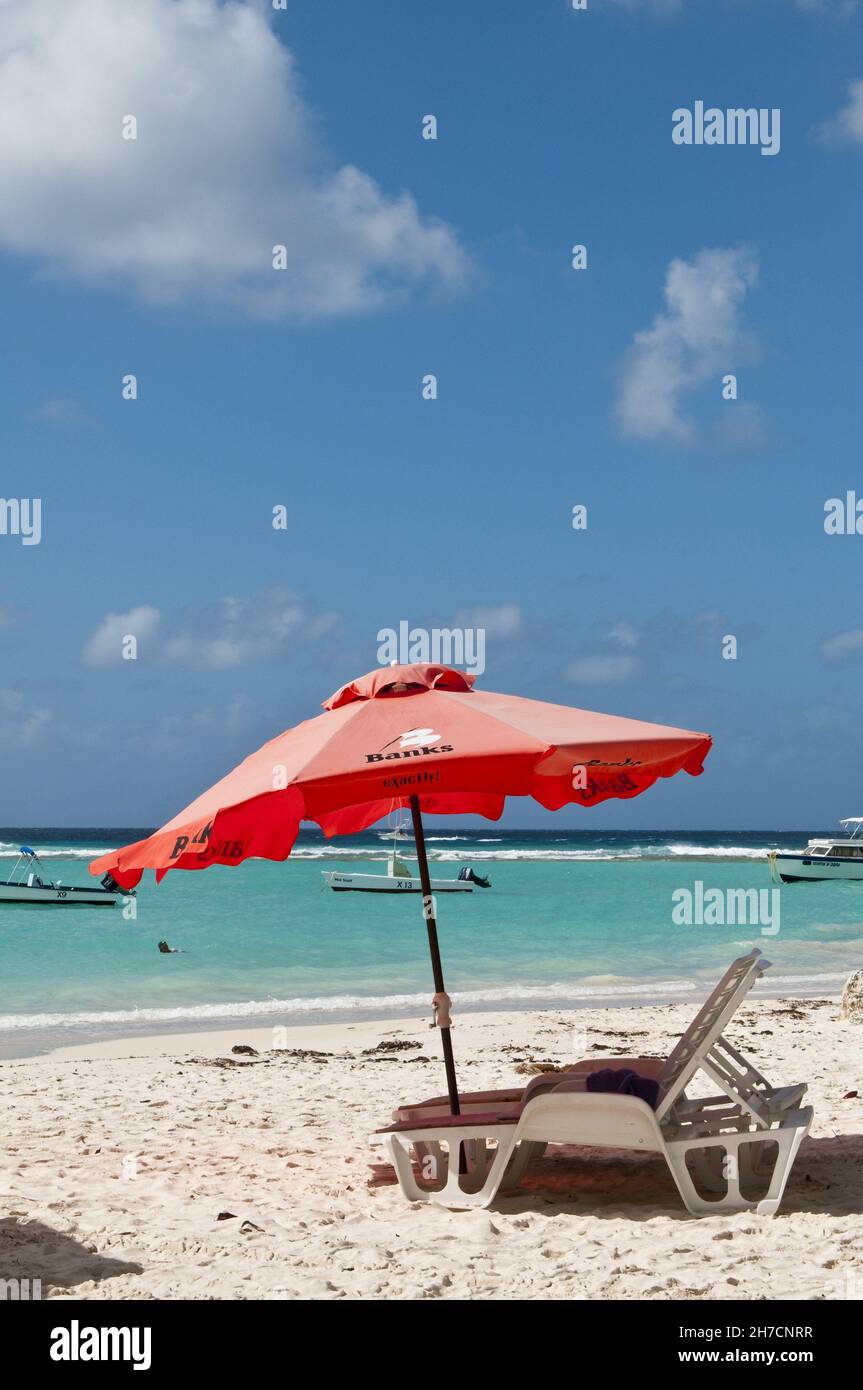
[322,825,490,894]
[0,847,130,906]
[769,819,863,883]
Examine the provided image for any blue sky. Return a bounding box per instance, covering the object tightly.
[1,0,862,830]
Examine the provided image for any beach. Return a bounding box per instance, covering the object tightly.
[2,995,861,1301]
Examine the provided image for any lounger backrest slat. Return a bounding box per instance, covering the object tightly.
[700,1045,771,1126]
[713,1035,770,1089]
[655,949,768,1121]
[697,1033,795,1126]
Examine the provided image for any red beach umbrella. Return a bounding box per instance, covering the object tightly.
[91,663,712,1111]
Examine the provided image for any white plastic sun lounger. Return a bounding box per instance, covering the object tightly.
[394,949,805,1129]
[376,1080,812,1215]
[374,950,813,1215]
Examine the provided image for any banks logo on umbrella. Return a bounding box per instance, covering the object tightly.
[367,728,453,762]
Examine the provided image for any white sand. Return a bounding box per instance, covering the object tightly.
[1,997,861,1301]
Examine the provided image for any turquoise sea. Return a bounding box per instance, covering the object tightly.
[0,827,860,1057]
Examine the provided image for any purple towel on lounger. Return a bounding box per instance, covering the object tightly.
[585,1067,660,1110]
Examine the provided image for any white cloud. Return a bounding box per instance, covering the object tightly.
[802,703,851,733]
[565,654,640,686]
[816,78,863,145]
[454,603,522,637]
[37,397,94,427]
[565,621,643,686]
[0,689,23,716]
[607,622,639,650]
[616,247,759,444]
[82,605,161,667]
[162,591,310,669]
[694,610,728,640]
[0,0,467,318]
[17,708,52,745]
[82,589,338,670]
[820,627,863,662]
[147,695,252,754]
[0,688,52,746]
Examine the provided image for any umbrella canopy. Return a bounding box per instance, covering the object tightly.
[91,662,711,888]
[91,662,712,1112]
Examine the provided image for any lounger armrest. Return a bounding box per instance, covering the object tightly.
[377,1110,521,1135]
[393,1072,569,1123]
[395,1100,523,1123]
[392,1087,523,1121]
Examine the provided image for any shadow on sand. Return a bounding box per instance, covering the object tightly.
[0,1217,143,1295]
[369,1132,863,1219]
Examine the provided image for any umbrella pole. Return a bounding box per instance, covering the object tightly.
[409,795,460,1115]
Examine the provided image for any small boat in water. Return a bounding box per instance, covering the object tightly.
[322,825,491,894]
[0,847,130,906]
[769,819,863,883]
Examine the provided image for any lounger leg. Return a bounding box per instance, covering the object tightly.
[754,1109,812,1217]
[385,1135,430,1203]
[665,1123,771,1215]
[665,1144,738,1217]
[436,1130,518,1209]
[664,1109,812,1217]
[386,1134,475,1202]
[499,1139,546,1191]
[386,1126,520,1209]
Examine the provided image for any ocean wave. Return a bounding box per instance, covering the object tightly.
[302,846,633,862]
[661,843,770,860]
[0,981,692,1030]
[753,971,845,990]
[0,838,787,865]
[0,842,108,860]
[0,969,843,1033]
[294,847,409,860]
[292,846,624,862]
[429,849,629,862]
[300,843,774,864]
